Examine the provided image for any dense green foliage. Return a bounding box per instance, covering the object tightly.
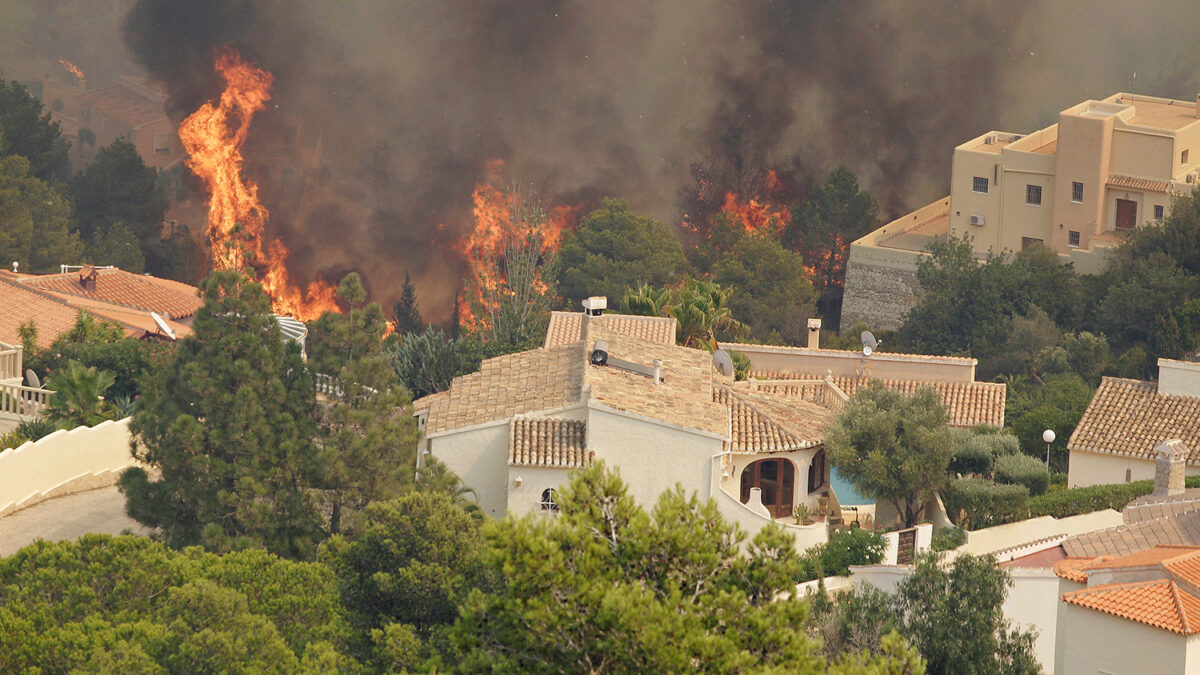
[556,198,686,307]
[993,453,1051,496]
[25,311,175,399]
[797,527,887,580]
[825,382,954,527]
[0,153,82,272]
[808,552,1036,673]
[385,326,482,399]
[0,536,355,673]
[42,360,117,428]
[0,80,69,184]
[944,478,1030,530]
[70,139,167,243]
[121,270,325,558]
[714,233,818,343]
[452,462,922,673]
[392,269,425,336]
[930,526,966,552]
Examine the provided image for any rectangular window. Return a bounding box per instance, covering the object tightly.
[153,133,171,155]
[972,176,989,193]
[1183,149,1190,165]
[1068,230,1080,247]
[1021,237,1043,250]
[1155,204,1165,220]
[1026,184,1042,206]
[1071,181,1083,203]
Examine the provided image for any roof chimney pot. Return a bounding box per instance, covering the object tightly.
[1154,439,1189,496]
[582,296,607,316]
[807,318,822,350]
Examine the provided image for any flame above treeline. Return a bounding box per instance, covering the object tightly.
[58,57,85,80]
[178,48,338,321]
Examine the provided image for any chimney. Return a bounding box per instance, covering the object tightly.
[807,318,822,349]
[78,265,98,292]
[652,359,663,386]
[580,296,607,340]
[1153,439,1189,496]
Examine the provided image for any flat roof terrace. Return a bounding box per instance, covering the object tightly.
[1116,94,1199,131]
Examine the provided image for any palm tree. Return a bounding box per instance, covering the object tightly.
[43,361,117,428]
[622,283,674,317]
[672,278,747,350]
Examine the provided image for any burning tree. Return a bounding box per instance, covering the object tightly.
[461,179,562,351]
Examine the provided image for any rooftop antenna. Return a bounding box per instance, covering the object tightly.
[858,330,879,377]
[150,311,176,341]
[712,349,735,378]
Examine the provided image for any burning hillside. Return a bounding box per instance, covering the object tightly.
[178,48,338,321]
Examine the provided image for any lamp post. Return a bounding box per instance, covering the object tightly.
[1042,429,1056,468]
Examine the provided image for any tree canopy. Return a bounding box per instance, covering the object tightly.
[0,153,82,272]
[121,270,324,558]
[825,382,954,528]
[714,233,818,344]
[0,80,70,184]
[556,198,686,308]
[70,139,167,243]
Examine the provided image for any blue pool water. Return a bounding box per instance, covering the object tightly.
[829,467,873,506]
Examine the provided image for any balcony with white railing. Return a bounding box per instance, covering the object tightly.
[0,382,53,421]
[0,342,22,384]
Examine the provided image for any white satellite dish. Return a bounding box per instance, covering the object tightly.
[861,330,879,357]
[25,369,40,388]
[150,311,176,340]
[713,349,735,377]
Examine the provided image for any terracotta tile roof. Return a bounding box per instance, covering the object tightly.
[1062,511,1200,558]
[22,268,202,319]
[1107,174,1171,193]
[1054,556,1112,583]
[544,311,676,348]
[1063,579,1200,635]
[509,417,593,468]
[425,321,725,437]
[78,83,167,128]
[716,385,834,453]
[1068,377,1200,463]
[425,344,584,434]
[749,372,1006,427]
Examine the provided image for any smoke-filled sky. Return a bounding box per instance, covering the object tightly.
[5,0,1200,319]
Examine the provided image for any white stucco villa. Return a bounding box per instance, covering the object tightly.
[414,304,1005,551]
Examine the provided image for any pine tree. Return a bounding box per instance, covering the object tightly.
[120,270,323,559]
[393,270,424,336]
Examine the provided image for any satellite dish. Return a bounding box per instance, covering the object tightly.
[861,330,879,357]
[713,349,735,377]
[150,311,176,340]
[25,369,40,388]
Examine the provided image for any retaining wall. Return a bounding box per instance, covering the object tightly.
[0,417,143,517]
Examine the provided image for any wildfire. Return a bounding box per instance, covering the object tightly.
[719,191,789,238]
[458,161,578,328]
[57,58,85,80]
[179,47,338,321]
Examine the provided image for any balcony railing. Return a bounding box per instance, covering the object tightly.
[0,343,22,383]
[0,382,53,420]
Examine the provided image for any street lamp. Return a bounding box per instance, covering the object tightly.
[1042,429,1056,467]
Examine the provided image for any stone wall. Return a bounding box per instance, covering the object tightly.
[839,244,926,331]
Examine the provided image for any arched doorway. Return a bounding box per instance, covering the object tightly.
[740,458,795,519]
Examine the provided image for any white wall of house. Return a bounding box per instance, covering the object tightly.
[712,487,827,551]
[428,423,510,518]
[506,465,574,516]
[1068,449,1200,488]
[1055,601,1195,674]
[587,404,724,509]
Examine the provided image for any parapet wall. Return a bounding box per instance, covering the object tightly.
[0,417,143,517]
[839,243,925,331]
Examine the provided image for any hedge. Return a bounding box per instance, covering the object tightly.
[931,526,967,552]
[994,454,1051,496]
[944,478,1029,530]
[950,441,994,476]
[1026,480,1156,519]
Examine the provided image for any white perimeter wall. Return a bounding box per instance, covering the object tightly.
[0,417,143,516]
[1068,449,1200,488]
[429,424,510,518]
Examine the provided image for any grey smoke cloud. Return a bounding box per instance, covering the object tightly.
[28,0,1200,320]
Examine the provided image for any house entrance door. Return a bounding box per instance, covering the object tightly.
[740,458,795,518]
[1116,198,1137,230]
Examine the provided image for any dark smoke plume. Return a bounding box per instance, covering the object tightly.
[109,1,1200,319]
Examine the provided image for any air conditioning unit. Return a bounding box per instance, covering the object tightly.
[969,214,986,227]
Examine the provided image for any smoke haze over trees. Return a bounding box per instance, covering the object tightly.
[8,0,1200,319]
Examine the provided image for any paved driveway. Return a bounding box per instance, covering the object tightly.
[0,486,152,557]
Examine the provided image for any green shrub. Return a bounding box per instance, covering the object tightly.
[974,433,1020,457]
[994,453,1051,496]
[943,478,1029,530]
[931,526,967,552]
[1026,480,1154,518]
[16,417,58,442]
[950,440,993,476]
[795,527,887,582]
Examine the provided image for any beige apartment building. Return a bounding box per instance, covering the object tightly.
[842,92,1200,330]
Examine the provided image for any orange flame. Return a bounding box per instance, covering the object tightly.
[57,58,85,80]
[179,47,338,321]
[719,191,789,237]
[457,160,577,329]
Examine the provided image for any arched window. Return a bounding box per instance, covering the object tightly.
[739,458,795,519]
[539,488,560,513]
[808,449,826,493]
